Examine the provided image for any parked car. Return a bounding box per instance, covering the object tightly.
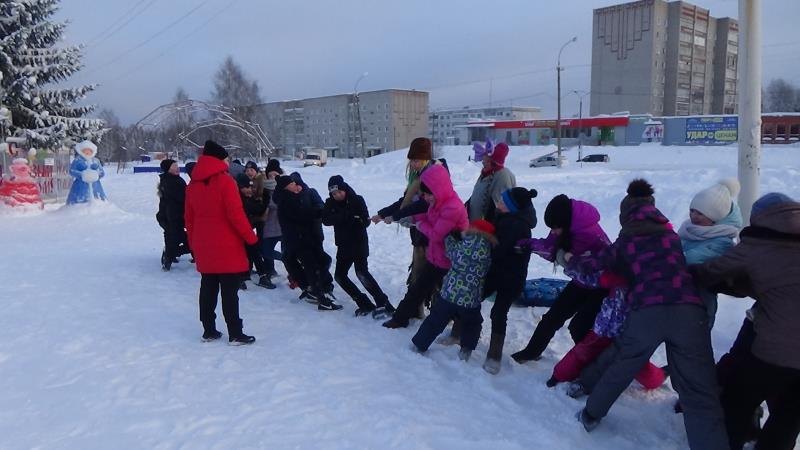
[529,154,568,168]
[577,154,610,163]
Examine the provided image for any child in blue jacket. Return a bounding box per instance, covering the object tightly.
[412,220,497,361]
[678,178,743,328]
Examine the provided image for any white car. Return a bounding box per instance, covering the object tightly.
[529,154,568,168]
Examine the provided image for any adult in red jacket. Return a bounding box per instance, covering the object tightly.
[185,140,258,345]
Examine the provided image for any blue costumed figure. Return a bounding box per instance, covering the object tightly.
[67,140,107,204]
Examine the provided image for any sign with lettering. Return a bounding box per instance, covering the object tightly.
[686,117,738,144]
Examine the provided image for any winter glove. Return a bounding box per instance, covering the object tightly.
[90,163,100,170]
[448,229,464,241]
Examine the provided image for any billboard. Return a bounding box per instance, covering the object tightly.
[685,117,738,144]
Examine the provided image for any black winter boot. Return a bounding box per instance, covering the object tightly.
[353,294,377,316]
[482,333,505,375]
[229,333,255,345]
[256,275,276,289]
[511,347,542,364]
[317,294,343,311]
[201,329,222,342]
[577,408,601,432]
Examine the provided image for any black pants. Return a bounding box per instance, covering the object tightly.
[584,305,727,450]
[393,261,448,327]
[296,244,333,295]
[518,281,606,359]
[486,278,526,338]
[720,346,800,450]
[163,224,190,260]
[281,244,308,289]
[412,297,483,352]
[245,243,267,276]
[199,273,243,336]
[334,250,388,307]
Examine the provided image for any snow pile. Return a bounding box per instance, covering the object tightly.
[0,144,798,449]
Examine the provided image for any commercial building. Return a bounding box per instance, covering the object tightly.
[255,89,428,158]
[590,0,738,117]
[429,106,541,146]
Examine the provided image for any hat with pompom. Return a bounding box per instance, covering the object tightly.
[620,178,655,217]
[502,187,538,215]
[690,178,740,222]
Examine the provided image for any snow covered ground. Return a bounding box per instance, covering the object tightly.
[1,144,798,449]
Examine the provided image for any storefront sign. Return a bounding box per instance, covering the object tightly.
[686,117,738,144]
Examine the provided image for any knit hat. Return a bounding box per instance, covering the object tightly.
[160,159,176,173]
[620,179,655,217]
[501,187,538,214]
[276,175,294,191]
[544,194,572,229]
[203,140,228,160]
[265,158,282,175]
[690,178,740,222]
[245,161,258,171]
[470,219,496,236]
[184,161,196,178]
[751,192,794,217]
[489,142,510,167]
[328,175,345,193]
[236,173,253,188]
[407,137,432,160]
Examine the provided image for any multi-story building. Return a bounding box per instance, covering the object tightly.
[590,0,738,116]
[256,89,429,158]
[428,106,541,146]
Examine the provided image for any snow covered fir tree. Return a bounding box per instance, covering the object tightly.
[0,0,103,149]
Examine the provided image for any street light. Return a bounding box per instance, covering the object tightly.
[354,72,368,164]
[572,89,590,163]
[556,36,577,166]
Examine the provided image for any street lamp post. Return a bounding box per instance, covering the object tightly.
[572,90,590,164]
[556,36,577,166]
[354,72,368,164]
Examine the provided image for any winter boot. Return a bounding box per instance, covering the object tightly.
[256,275,276,289]
[458,347,472,362]
[161,250,172,271]
[437,319,462,346]
[511,347,542,364]
[201,329,222,342]
[353,294,377,316]
[317,294,343,311]
[382,316,408,329]
[566,381,588,399]
[546,376,559,388]
[371,300,396,320]
[288,276,299,290]
[482,333,505,375]
[576,408,601,432]
[299,290,319,304]
[229,333,256,346]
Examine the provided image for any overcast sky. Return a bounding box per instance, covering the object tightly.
[56,0,800,124]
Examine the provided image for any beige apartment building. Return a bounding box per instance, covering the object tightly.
[590,0,738,116]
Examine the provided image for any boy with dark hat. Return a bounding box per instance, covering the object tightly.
[322,175,393,317]
[156,158,190,271]
[236,173,275,290]
[274,173,342,311]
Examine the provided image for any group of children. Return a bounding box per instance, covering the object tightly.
[162,138,799,450]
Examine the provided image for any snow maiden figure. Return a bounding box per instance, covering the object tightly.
[67,140,106,204]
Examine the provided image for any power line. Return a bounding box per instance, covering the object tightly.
[86,0,157,47]
[83,0,212,77]
[101,0,241,86]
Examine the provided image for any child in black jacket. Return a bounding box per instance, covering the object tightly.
[323,175,393,318]
[236,174,275,289]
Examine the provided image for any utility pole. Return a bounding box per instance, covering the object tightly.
[556,37,577,167]
[572,90,590,164]
[354,73,368,164]
[738,0,761,224]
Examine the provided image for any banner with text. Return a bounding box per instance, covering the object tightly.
[685,117,738,144]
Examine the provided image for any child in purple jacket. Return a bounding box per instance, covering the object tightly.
[511,195,610,363]
[564,179,727,450]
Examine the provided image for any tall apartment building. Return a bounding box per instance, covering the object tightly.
[256,89,428,157]
[429,106,542,146]
[590,0,738,116]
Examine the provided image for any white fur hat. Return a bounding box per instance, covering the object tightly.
[690,178,740,222]
[74,140,97,158]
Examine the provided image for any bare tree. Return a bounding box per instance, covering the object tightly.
[209,56,264,156]
[764,78,800,112]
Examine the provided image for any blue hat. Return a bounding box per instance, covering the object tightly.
[751,192,794,217]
